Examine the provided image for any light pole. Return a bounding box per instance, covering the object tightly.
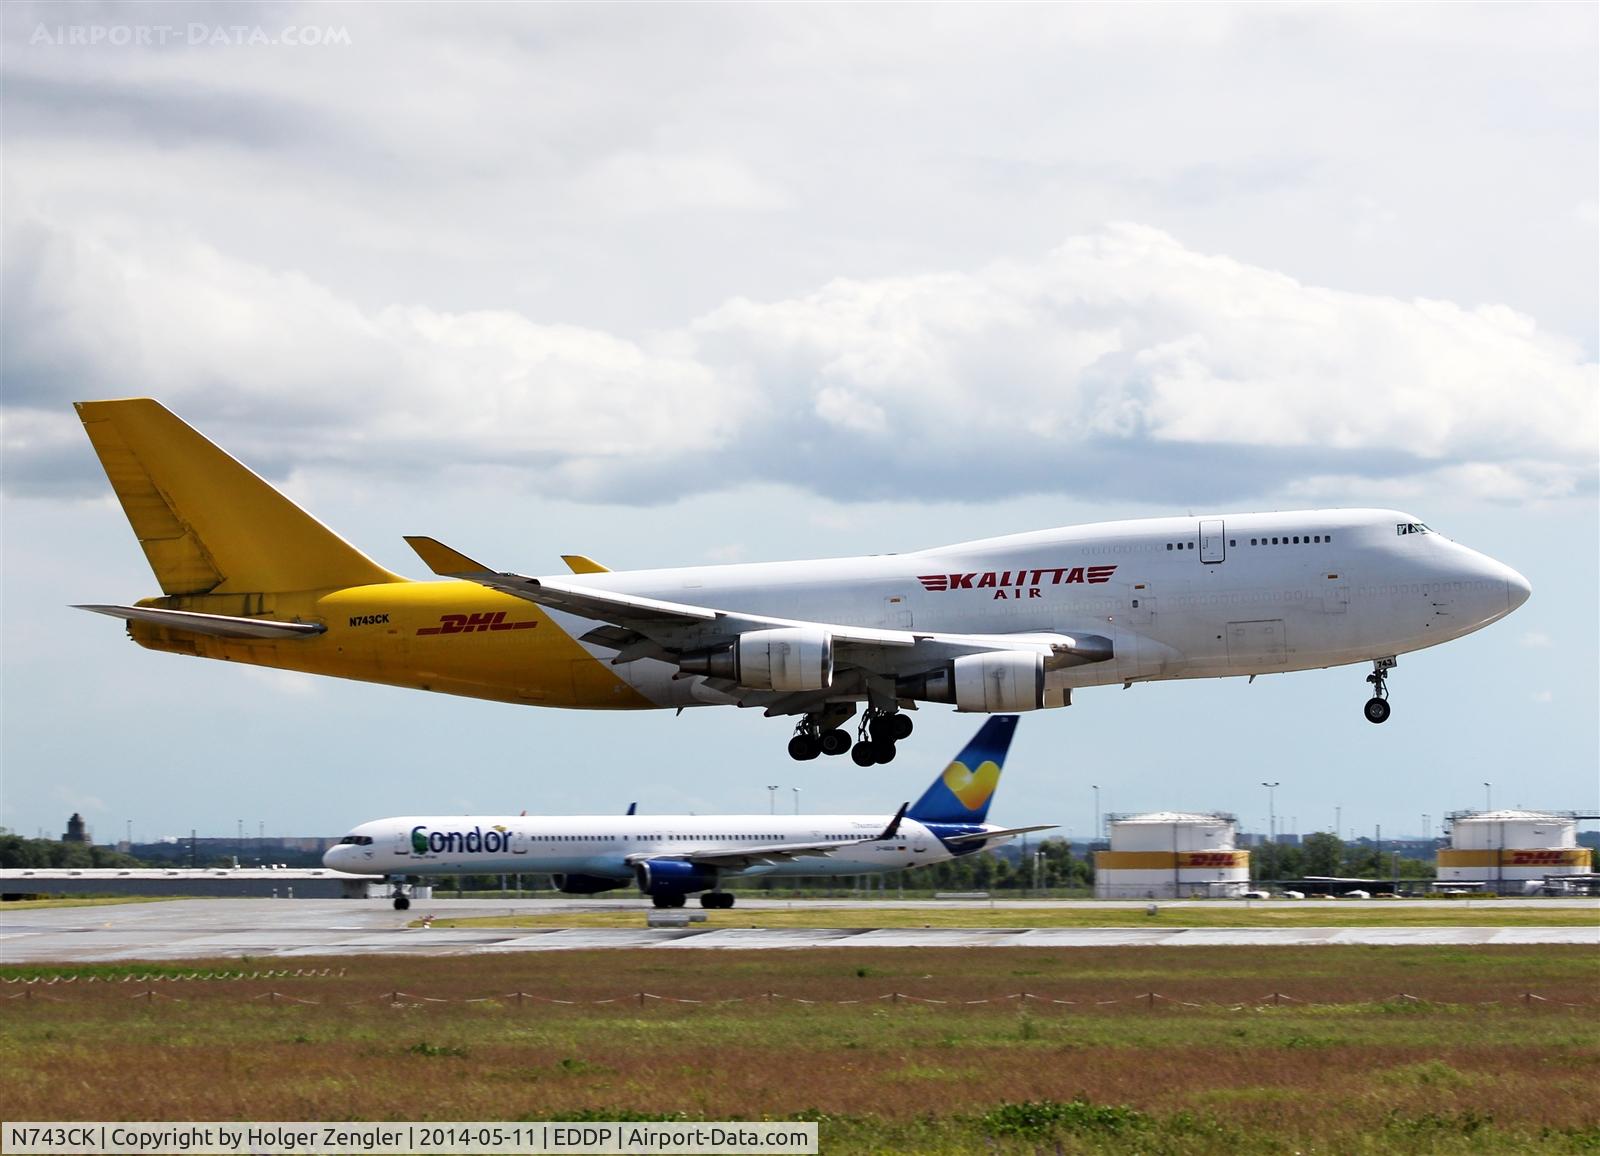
[1483,782,1491,811]
[1261,782,1280,843]
[1091,784,1100,843]
[792,787,802,815]
[767,785,779,815]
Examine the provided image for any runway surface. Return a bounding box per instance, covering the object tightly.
[3,898,1595,962]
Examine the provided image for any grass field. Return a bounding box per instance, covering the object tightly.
[423,902,1600,930]
[3,946,1595,1153]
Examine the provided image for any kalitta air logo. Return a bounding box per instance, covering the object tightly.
[417,611,538,636]
[411,824,513,855]
[918,565,1117,600]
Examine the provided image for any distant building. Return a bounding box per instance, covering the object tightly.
[61,813,90,845]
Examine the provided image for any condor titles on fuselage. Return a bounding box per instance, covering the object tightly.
[326,717,1044,909]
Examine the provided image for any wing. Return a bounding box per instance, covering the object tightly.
[941,823,1059,844]
[404,538,1112,712]
[628,805,910,872]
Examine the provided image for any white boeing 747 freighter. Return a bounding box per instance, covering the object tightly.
[76,400,1530,766]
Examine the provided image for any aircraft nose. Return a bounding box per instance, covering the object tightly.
[1505,566,1532,613]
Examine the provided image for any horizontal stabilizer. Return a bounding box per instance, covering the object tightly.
[75,604,326,640]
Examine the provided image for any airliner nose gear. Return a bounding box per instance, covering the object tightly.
[1364,656,1397,723]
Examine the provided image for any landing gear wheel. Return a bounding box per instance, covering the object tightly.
[699,894,715,908]
[1364,697,1391,724]
[787,733,821,761]
[880,713,913,741]
[652,895,670,908]
[670,894,687,908]
[393,894,410,911]
[850,741,878,767]
[875,741,897,764]
[819,729,853,757]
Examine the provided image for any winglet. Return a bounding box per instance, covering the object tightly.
[404,536,492,577]
[879,802,909,841]
[562,554,611,574]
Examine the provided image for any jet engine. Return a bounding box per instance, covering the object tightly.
[634,859,718,898]
[898,651,1045,712]
[551,873,626,895]
[678,627,833,692]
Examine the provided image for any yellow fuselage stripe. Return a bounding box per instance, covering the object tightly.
[129,580,653,708]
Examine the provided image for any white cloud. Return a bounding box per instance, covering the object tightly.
[5,216,1595,506]
[1519,632,1554,649]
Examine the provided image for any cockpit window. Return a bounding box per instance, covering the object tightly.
[1396,522,1431,536]
[338,835,373,845]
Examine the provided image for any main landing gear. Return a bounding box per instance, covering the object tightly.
[1363,657,1396,724]
[786,705,913,764]
[850,708,913,767]
[699,892,735,909]
[787,705,858,761]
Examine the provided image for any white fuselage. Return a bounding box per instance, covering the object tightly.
[324,813,978,880]
[558,508,1528,707]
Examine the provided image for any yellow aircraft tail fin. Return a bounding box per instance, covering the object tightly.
[75,398,403,595]
[561,554,610,574]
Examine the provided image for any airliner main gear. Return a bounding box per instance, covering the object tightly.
[788,706,858,760]
[1364,656,1397,724]
[699,893,735,909]
[851,707,909,766]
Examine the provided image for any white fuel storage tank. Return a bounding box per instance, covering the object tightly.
[1094,812,1249,899]
[1437,810,1591,894]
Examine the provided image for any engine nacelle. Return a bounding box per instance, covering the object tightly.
[634,858,718,898]
[678,627,833,692]
[900,651,1045,712]
[552,873,626,895]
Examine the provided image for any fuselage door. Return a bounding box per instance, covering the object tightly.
[393,825,413,856]
[884,595,912,628]
[510,829,528,854]
[1200,519,1226,564]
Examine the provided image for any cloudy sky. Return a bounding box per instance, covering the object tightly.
[3,2,1595,848]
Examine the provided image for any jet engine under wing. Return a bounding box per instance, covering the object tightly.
[402,537,1113,707]
[625,804,912,871]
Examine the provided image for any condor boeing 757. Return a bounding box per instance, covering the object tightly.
[75,399,1530,765]
[326,717,1042,909]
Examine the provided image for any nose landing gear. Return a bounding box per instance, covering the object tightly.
[1364,657,1396,724]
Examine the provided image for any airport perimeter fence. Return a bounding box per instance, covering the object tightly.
[3,984,1593,1010]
